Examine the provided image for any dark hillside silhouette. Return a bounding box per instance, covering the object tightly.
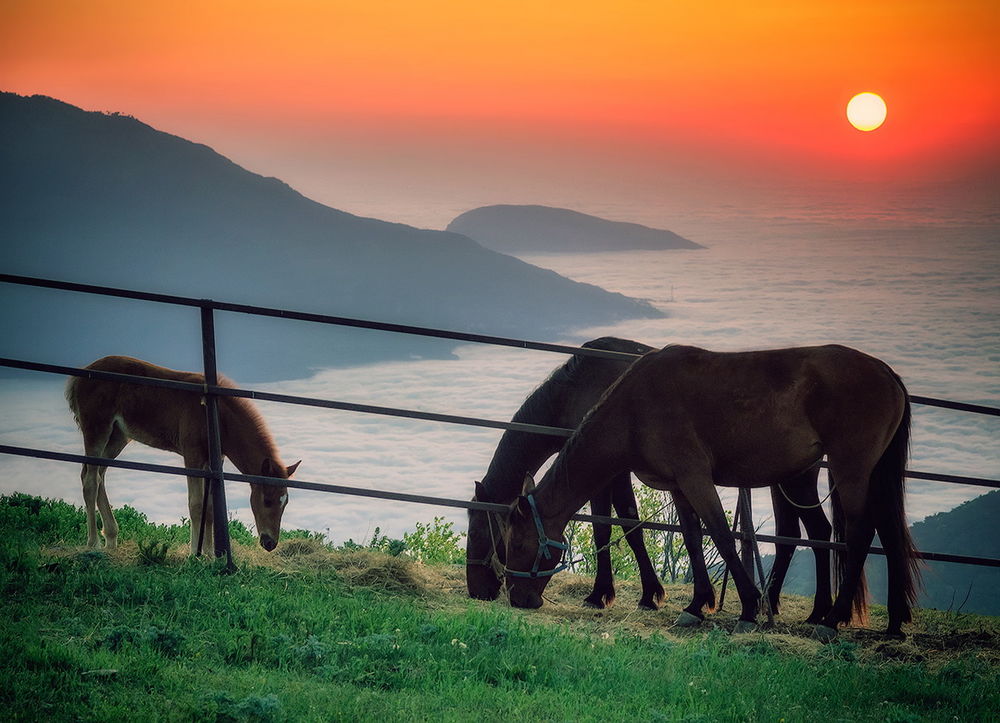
[447,204,703,254]
[0,93,662,380]
[765,490,1000,616]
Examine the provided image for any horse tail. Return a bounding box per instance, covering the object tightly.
[65,375,82,429]
[871,388,921,625]
[830,488,869,624]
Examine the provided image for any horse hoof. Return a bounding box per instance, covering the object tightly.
[674,611,703,628]
[732,620,757,634]
[582,599,607,610]
[637,602,659,611]
[813,625,838,642]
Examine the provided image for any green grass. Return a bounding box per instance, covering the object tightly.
[2,493,998,722]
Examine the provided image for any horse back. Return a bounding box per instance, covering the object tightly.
[616,345,905,485]
[67,356,209,455]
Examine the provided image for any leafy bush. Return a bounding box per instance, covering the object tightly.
[335,526,406,556]
[402,516,464,564]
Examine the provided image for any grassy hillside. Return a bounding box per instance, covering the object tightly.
[3,494,999,721]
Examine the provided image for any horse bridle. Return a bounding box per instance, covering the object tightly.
[503,494,571,579]
[466,505,507,580]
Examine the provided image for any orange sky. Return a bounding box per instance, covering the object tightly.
[2,1,998,226]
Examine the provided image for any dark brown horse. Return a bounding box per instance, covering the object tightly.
[66,356,300,554]
[467,337,665,610]
[470,338,835,625]
[503,345,919,640]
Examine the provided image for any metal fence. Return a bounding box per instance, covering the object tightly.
[2,272,998,575]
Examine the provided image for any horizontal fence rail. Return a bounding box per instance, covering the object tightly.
[3,356,998,490]
[2,273,999,574]
[2,443,998,570]
[3,272,998,415]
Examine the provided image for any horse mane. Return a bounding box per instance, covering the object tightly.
[542,340,656,493]
[485,337,652,499]
[216,375,282,461]
[514,337,652,427]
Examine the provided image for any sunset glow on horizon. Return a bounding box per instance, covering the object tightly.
[2,1,997,225]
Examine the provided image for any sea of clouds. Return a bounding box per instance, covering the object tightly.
[1,221,996,555]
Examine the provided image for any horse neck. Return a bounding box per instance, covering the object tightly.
[534,424,627,529]
[480,430,562,503]
[219,398,280,475]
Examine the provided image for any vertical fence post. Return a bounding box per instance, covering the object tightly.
[200,304,235,572]
[738,487,754,576]
[717,500,741,611]
[737,487,773,625]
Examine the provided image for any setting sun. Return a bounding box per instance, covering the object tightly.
[846,92,887,131]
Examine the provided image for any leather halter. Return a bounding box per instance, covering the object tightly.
[504,494,570,579]
[466,506,506,579]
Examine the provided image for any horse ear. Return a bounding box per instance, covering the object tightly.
[474,480,487,500]
[521,474,536,495]
[514,495,533,519]
[286,460,301,477]
[260,458,277,477]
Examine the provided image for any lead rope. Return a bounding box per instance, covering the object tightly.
[778,480,836,510]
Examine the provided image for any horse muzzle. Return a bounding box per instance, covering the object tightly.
[259,534,278,552]
[508,584,543,609]
[466,563,502,601]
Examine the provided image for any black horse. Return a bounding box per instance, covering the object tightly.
[503,344,919,640]
[469,337,836,625]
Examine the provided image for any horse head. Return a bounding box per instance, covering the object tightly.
[466,480,506,601]
[250,458,300,551]
[504,474,567,609]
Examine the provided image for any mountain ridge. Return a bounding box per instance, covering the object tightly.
[0,93,663,381]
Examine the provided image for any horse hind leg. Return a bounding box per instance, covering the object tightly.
[81,462,102,548]
[798,486,833,625]
[94,424,129,550]
[767,466,833,624]
[816,462,876,640]
[766,484,801,618]
[79,419,120,548]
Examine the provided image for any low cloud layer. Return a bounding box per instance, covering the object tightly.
[2,225,996,556]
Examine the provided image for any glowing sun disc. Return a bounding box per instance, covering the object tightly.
[847,92,887,131]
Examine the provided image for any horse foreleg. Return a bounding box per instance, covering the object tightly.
[673,491,714,625]
[187,474,214,557]
[677,475,761,631]
[611,475,665,610]
[583,489,616,609]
